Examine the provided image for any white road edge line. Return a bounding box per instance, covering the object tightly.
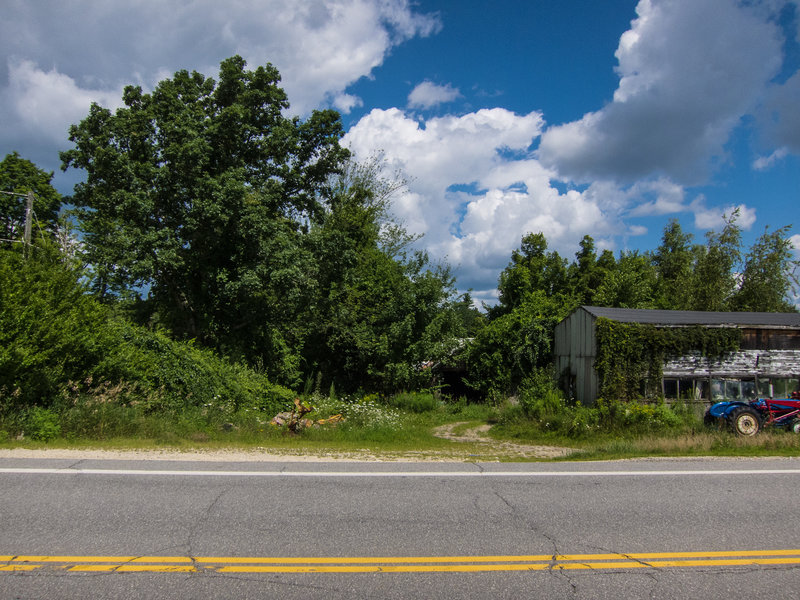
[2,468,800,477]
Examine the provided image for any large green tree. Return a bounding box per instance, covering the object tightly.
[304,158,467,392]
[61,56,348,383]
[652,219,694,309]
[593,250,657,309]
[689,211,742,311]
[731,225,799,312]
[0,152,62,244]
[491,232,570,317]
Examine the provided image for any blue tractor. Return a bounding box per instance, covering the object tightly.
[704,396,800,436]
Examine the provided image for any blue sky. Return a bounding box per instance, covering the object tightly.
[2,0,798,304]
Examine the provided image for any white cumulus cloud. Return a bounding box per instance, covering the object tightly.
[691,200,757,231]
[0,0,439,170]
[344,107,629,297]
[5,59,124,144]
[538,0,784,185]
[408,80,461,109]
[790,234,800,255]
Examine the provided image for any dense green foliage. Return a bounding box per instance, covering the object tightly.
[594,319,741,402]
[732,225,799,312]
[61,56,349,382]
[0,152,62,244]
[475,368,699,444]
[465,291,568,397]
[303,158,467,393]
[0,243,109,407]
[60,58,466,390]
[0,243,292,432]
[689,213,742,311]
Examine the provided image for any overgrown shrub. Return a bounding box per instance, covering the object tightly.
[1,242,294,431]
[518,368,563,419]
[97,320,294,415]
[385,391,439,413]
[0,244,111,409]
[25,407,61,441]
[498,377,697,439]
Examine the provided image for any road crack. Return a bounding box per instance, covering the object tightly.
[182,486,230,569]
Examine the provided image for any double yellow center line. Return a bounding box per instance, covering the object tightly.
[3,550,800,574]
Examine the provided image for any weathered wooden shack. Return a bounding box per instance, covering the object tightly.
[554,306,800,406]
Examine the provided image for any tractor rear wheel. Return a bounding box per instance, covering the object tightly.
[729,407,761,436]
[790,420,800,434]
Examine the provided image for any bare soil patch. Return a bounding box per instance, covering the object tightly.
[431,422,575,459]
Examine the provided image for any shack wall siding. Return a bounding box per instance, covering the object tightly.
[554,307,597,405]
[663,350,800,378]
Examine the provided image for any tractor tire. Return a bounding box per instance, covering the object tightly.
[790,420,800,434]
[729,407,761,436]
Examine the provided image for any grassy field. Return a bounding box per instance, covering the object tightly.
[3,393,800,461]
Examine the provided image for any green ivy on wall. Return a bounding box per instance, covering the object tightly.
[594,318,741,401]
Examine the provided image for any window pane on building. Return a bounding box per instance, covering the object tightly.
[676,379,696,401]
[741,380,756,400]
[725,380,742,400]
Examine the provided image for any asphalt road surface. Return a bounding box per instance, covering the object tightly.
[2,456,800,599]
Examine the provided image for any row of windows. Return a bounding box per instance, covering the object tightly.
[662,377,800,402]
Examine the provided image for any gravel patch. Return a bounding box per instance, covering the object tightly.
[431,422,576,459]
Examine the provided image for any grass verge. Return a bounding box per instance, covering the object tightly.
[2,394,799,461]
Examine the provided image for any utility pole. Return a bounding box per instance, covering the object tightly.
[0,189,35,255]
[24,190,34,258]
[24,191,34,245]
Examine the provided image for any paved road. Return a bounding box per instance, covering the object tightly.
[2,457,800,598]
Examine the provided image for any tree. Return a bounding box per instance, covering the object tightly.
[653,219,694,309]
[492,232,569,317]
[464,291,568,396]
[466,232,575,396]
[0,152,62,244]
[567,235,615,306]
[690,211,742,311]
[731,225,799,312]
[60,56,349,383]
[303,157,466,392]
[0,241,109,408]
[593,250,657,309]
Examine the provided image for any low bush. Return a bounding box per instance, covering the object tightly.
[385,391,439,413]
[25,407,61,442]
[97,320,294,415]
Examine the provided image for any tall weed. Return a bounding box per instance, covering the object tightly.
[498,372,697,439]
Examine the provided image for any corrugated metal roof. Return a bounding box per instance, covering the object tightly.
[581,306,800,328]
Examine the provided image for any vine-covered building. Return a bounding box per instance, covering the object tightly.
[554,306,800,406]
